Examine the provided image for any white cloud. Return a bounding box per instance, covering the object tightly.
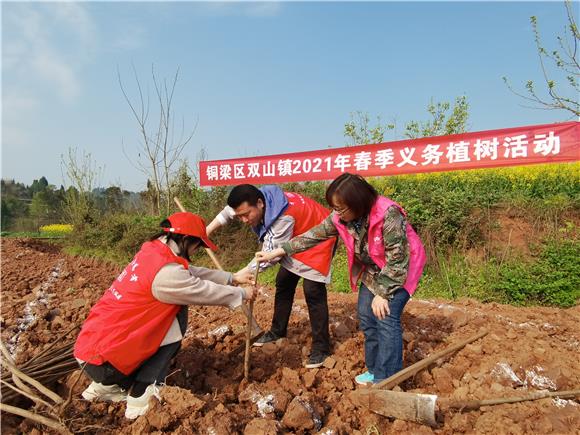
[245,2,283,17]
[3,93,40,113]
[199,1,283,17]
[53,2,96,43]
[30,52,81,100]
[2,2,96,102]
[112,26,146,51]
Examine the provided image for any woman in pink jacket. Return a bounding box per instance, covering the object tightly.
[256,173,426,385]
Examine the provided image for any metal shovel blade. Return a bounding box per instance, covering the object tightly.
[350,389,438,427]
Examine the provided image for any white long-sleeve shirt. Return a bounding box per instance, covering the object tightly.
[214,206,331,284]
[153,238,246,345]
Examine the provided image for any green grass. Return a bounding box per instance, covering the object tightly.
[0,231,66,239]
[62,245,129,266]
[253,247,352,294]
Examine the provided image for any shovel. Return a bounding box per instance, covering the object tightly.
[350,388,438,426]
[350,388,580,427]
[351,329,489,427]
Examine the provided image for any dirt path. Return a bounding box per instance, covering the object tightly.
[1,238,579,434]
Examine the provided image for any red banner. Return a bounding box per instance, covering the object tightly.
[199,121,580,186]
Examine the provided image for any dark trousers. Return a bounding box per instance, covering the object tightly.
[357,285,409,382]
[83,306,188,392]
[270,266,331,355]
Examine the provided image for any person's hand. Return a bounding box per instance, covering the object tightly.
[243,286,257,302]
[232,267,255,286]
[255,248,285,263]
[371,295,390,320]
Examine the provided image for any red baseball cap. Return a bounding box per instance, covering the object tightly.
[163,212,218,251]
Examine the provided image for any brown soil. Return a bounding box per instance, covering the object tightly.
[1,238,579,434]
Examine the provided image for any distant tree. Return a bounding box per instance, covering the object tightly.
[344,96,470,145]
[1,198,12,230]
[61,147,103,227]
[404,96,470,139]
[171,160,193,202]
[140,179,159,215]
[503,0,579,117]
[30,176,49,195]
[29,188,62,225]
[1,197,28,230]
[104,186,124,211]
[118,64,197,215]
[344,111,395,146]
[1,180,31,230]
[1,179,30,199]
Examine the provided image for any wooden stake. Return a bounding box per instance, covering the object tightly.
[244,262,260,380]
[444,389,580,411]
[373,329,488,390]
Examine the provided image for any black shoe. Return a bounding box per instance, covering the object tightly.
[305,352,330,369]
[252,330,281,347]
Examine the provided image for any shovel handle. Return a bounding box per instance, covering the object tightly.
[244,261,260,380]
[445,389,580,411]
[173,197,224,270]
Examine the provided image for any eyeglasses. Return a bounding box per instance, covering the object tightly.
[332,206,350,215]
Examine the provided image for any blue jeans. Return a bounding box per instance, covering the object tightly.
[357,284,409,382]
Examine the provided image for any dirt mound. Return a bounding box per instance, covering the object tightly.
[1,238,579,434]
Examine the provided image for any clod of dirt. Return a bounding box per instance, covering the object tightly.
[243,418,279,435]
[282,396,323,432]
[302,369,318,388]
[280,367,303,396]
[431,367,454,394]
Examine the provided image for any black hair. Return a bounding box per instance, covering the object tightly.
[325,173,378,219]
[150,219,202,262]
[227,184,265,208]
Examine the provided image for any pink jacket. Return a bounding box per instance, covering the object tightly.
[332,196,426,295]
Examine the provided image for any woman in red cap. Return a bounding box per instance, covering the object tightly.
[74,212,255,419]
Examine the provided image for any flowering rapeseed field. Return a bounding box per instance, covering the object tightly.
[39,224,73,237]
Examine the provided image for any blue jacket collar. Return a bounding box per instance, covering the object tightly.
[253,185,288,241]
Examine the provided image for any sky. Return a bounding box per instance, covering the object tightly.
[2,0,578,191]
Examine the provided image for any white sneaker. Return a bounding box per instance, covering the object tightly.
[125,384,161,420]
[81,381,127,402]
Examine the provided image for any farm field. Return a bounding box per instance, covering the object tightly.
[1,237,579,434]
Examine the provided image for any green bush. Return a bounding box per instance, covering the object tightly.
[66,213,161,264]
[494,239,580,307]
[62,163,578,308]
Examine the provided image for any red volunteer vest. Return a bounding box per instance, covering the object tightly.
[74,240,189,375]
[283,192,336,276]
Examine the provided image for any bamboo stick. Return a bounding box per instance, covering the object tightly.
[0,403,71,435]
[0,379,53,409]
[27,325,78,365]
[0,341,63,404]
[373,329,489,390]
[445,389,580,411]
